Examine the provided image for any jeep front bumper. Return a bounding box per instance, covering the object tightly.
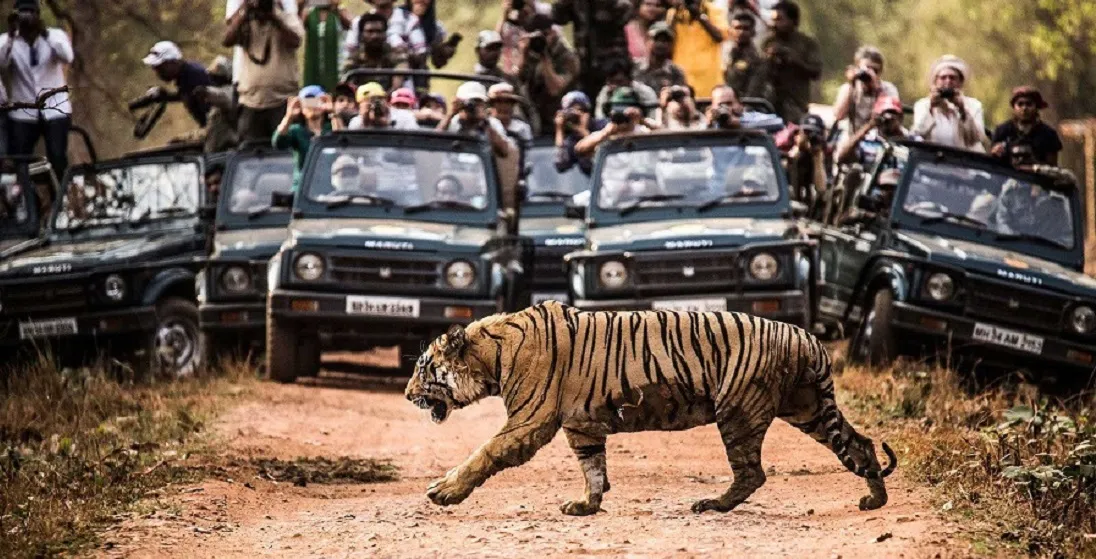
[572,289,810,326]
[199,300,266,333]
[0,306,158,348]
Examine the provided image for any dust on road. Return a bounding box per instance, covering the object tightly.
[101,362,962,558]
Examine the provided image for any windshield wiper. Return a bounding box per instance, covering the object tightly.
[994,231,1071,250]
[696,190,769,212]
[403,199,480,214]
[325,194,396,209]
[618,194,687,216]
[527,190,573,201]
[918,212,987,230]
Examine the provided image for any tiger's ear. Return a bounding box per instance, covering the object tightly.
[442,324,468,357]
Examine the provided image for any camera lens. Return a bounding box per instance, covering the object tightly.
[610,110,629,125]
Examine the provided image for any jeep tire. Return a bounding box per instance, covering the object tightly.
[266,316,320,383]
[849,289,897,369]
[146,297,201,379]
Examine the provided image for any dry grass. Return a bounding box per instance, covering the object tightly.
[0,354,259,558]
[835,359,1096,557]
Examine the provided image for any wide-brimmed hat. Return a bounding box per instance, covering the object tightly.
[928,54,970,86]
[487,82,520,102]
[1010,86,1048,109]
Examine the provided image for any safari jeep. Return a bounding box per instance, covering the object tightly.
[0,156,60,258]
[565,130,817,327]
[197,147,294,363]
[0,146,216,376]
[519,137,589,305]
[265,130,531,382]
[818,140,1096,375]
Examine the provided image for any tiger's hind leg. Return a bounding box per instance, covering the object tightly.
[560,428,609,516]
[692,411,773,514]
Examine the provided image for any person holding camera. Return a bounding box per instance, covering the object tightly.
[634,22,687,94]
[225,0,297,84]
[488,83,533,149]
[474,30,519,87]
[832,45,899,133]
[273,85,343,190]
[553,90,603,175]
[223,0,304,144]
[723,11,763,100]
[661,85,705,130]
[785,113,829,205]
[348,81,394,129]
[991,86,1062,166]
[0,0,73,179]
[140,41,214,128]
[403,0,459,87]
[550,0,634,98]
[301,0,352,93]
[439,81,514,159]
[342,12,410,91]
[912,55,987,152]
[835,96,917,167]
[593,57,659,120]
[517,14,580,134]
[666,0,728,99]
[706,85,784,132]
[758,1,821,124]
[575,87,650,158]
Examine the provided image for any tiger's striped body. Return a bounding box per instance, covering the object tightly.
[405,301,896,516]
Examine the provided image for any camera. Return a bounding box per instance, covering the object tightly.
[446,32,463,48]
[1009,144,1035,167]
[249,0,276,19]
[563,110,582,127]
[609,109,630,125]
[462,98,486,120]
[128,87,169,111]
[527,32,547,54]
[368,98,388,119]
[854,68,873,83]
[877,112,899,126]
[711,106,735,128]
[668,86,689,103]
[938,87,956,101]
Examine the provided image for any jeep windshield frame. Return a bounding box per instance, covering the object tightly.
[585,130,790,228]
[522,137,590,218]
[50,154,205,239]
[888,141,1083,266]
[295,131,501,228]
[216,148,295,230]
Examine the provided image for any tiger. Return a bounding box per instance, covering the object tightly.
[405,301,896,516]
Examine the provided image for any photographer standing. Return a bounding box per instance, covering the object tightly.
[832,45,899,132]
[223,0,304,144]
[835,96,917,167]
[550,0,634,98]
[723,11,763,100]
[225,0,296,84]
[758,1,821,123]
[912,55,987,152]
[474,30,519,87]
[516,14,579,134]
[272,85,343,190]
[0,0,73,180]
[439,81,514,159]
[634,22,687,94]
[553,90,603,174]
[140,41,213,128]
[991,86,1062,166]
[301,0,352,93]
[666,0,728,99]
[786,114,828,204]
[342,13,410,91]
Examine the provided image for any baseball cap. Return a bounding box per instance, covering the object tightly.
[390,88,418,107]
[142,41,183,67]
[561,90,591,111]
[423,92,447,107]
[608,86,640,108]
[648,21,674,39]
[872,96,903,116]
[476,30,503,49]
[455,81,488,102]
[799,113,825,133]
[299,85,326,99]
[356,82,387,103]
[1010,86,1048,109]
[488,82,519,102]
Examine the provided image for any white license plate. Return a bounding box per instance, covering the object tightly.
[532,292,569,305]
[651,298,727,313]
[345,296,420,318]
[972,322,1044,355]
[19,317,78,340]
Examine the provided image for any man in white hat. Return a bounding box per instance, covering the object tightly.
[488,82,532,149]
[142,41,214,127]
[912,54,987,152]
[439,81,514,158]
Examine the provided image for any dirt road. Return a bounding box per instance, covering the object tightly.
[102,364,961,558]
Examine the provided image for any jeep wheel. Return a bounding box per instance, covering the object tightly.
[266,317,320,383]
[149,297,201,379]
[849,290,897,369]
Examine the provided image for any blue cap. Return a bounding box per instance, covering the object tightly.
[299,85,326,99]
[561,90,591,110]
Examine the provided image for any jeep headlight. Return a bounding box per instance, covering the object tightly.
[445,260,476,289]
[294,253,325,281]
[1071,305,1096,334]
[104,274,126,302]
[748,253,779,281]
[221,265,252,294]
[925,273,956,301]
[598,260,628,289]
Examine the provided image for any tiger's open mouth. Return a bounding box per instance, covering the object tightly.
[412,396,451,423]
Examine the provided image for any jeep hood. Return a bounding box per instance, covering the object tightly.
[0,232,200,278]
[895,231,1096,295]
[289,218,494,253]
[213,227,288,259]
[519,216,586,248]
[589,217,799,252]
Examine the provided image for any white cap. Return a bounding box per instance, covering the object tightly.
[143,41,183,67]
[455,81,488,102]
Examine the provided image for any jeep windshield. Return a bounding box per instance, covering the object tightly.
[899,160,1076,251]
[591,137,782,223]
[525,144,589,203]
[54,160,202,234]
[302,144,492,216]
[222,152,294,221]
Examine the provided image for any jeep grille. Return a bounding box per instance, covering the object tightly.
[965,277,1066,331]
[533,247,570,289]
[329,255,440,287]
[2,282,87,316]
[633,251,740,294]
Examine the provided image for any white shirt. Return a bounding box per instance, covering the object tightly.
[0,29,73,121]
[225,0,299,84]
[912,95,987,153]
[347,109,420,130]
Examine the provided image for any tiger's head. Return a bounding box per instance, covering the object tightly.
[405,323,500,423]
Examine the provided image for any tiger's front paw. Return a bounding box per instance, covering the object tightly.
[426,472,474,506]
[560,499,601,516]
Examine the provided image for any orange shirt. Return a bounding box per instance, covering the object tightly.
[667,2,728,97]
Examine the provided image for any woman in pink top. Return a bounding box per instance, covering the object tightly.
[626,0,667,60]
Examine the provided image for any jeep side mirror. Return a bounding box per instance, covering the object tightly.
[564,204,586,220]
[271,191,294,209]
